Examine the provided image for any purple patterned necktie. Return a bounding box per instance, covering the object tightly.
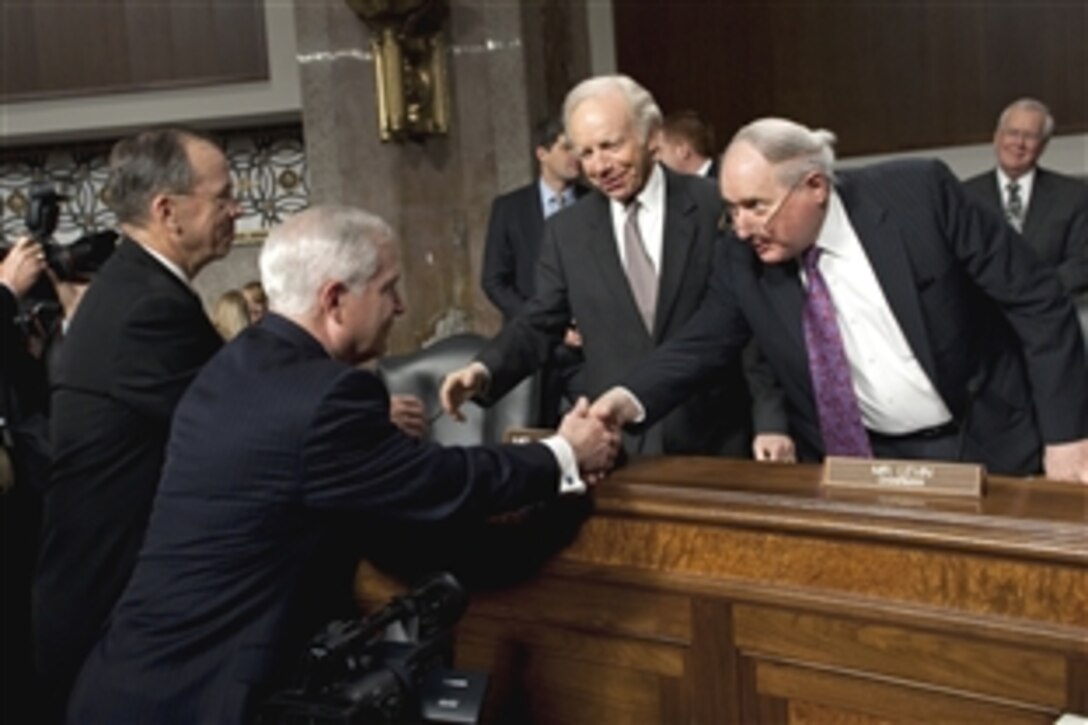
[801,246,873,457]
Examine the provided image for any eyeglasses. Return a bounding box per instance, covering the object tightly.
[719,178,803,234]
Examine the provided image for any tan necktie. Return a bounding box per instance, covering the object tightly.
[624,201,657,333]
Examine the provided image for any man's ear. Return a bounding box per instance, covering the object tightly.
[149,193,176,230]
[647,127,663,156]
[317,279,347,321]
[808,171,831,204]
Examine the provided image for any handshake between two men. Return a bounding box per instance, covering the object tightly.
[439,363,657,486]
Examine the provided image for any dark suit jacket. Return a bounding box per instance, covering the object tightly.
[477,166,786,456]
[624,159,1088,474]
[481,180,586,322]
[963,167,1088,296]
[67,314,560,724]
[34,238,222,696]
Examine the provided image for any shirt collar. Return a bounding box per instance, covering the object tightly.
[139,243,194,290]
[538,178,576,216]
[997,166,1035,202]
[610,161,666,216]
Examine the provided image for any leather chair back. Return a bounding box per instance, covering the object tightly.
[378,333,538,445]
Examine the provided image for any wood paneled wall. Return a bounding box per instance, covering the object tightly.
[1,0,268,102]
[612,0,1088,156]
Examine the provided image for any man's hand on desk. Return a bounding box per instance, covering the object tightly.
[439,362,488,422]
[558,397,620,482]
[1043,438,1088,483]
[753,433,796,463]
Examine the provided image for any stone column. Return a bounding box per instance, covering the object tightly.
[294,0,592,354]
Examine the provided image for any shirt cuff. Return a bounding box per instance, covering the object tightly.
[540,435,587,495]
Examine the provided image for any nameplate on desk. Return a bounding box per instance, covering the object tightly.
[821,457,985,498]
[504,427,555,445]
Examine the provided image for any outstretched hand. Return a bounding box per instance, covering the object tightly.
[588,387,642,430]
[558,397,620,479]
[438,362,488,422]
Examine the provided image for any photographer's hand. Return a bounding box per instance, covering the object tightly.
[0,236,46,298]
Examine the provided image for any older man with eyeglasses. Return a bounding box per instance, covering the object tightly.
[442,74,792,463]
[33,128,243,715]
[593,117,1088,483]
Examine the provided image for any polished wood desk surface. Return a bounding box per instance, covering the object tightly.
[594,458,1088,565]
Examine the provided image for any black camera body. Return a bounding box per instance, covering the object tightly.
[263,572,488,725]
[4,183,117,282]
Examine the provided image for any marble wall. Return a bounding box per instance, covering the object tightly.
[294,0,592,354]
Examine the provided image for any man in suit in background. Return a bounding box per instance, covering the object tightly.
[481,117,586,426]
[34,128,240,710]
[67,205,618,724]
[443,75,792,461]
[657,109,719,179]
[593,118,1088,482]
[963,98,1088,299]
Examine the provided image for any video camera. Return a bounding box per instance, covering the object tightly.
[2,182,116,282]
[263,572,489,725]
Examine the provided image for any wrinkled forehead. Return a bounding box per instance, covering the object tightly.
[720,142,777,198]
[1002,107,1046,132]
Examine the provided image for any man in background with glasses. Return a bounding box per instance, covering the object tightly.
[963,98,1087,300]
[34,128,242,715]
[593,117,1088,483]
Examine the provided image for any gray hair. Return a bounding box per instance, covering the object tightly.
[563,75,662,143]
[729,118,838,186]
[104,128,214,225]
[259,205,394,318]
[997,98,1055,140]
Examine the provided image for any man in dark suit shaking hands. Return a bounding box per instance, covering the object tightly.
[593,118,1088,482]
[34,128,240,711]
[443,75,792,461]
[67,205,617,724]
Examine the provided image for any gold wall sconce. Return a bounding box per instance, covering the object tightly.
[344,0,451,143]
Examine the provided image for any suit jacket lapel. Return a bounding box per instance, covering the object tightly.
[839,178,939,384]
[583,193,650,338]
[1022,168,1053,237]
[653,171,697,340]
[761,261,807,354]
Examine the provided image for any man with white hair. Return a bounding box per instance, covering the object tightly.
[442,74,792,462]
[593,117,1088,482]
[67,205,619,723]
[963,98,1088,297]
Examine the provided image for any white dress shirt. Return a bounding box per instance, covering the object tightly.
[997,166,1036,214]
[610,163,667,274]
[807,192,952,434]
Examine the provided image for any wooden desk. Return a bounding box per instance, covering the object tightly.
[356,458,1088,724]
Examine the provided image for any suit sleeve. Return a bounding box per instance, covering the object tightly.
[481,197,527,320]
[934,161,1088,442]
[624,240,753,429]
[300,369,559,521]
[742,341,789,434]
[476,219,573,401]
[1054,189,1088,297]
[111,294,219,425]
